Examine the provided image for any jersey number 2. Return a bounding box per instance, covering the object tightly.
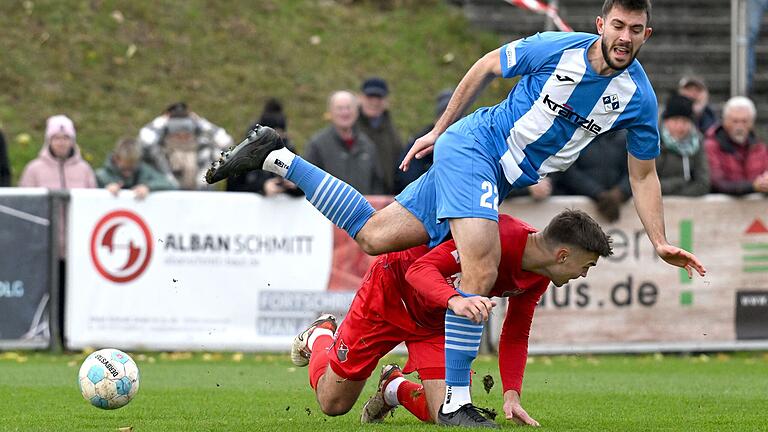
[480,181,498,210]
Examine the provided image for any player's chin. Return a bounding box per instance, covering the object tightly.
[609,56,630,70]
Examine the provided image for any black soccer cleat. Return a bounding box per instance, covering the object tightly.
[437,403,499,429]
[205,124,284,184]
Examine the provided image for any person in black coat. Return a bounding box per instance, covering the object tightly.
[0,129,10,186]
[226,99,303,197]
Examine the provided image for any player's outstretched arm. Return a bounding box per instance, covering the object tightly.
[503,390,540,427]
[400,48,503,172]
[628,155,706,277]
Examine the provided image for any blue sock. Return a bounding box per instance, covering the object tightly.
[444,297,484,387]
[285,156,375,238]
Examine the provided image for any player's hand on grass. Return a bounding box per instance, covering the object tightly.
[503,390,540,427]
[656,244,706,278]
[447,295,496,323]
[400,130,438,172]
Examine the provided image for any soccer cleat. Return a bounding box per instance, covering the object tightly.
[290,314,337,367]
[437,403,499,429]
[205,124,284,184]
[360,364,403,423]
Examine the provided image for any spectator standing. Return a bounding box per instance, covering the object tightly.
[678,76,718,135]
[705,96,768,195]
[356,77,404,194]
[656,94,711,196]
[138,102,233,190]
[96,137,177,200]
[18,114,97,345]
[227,99,302,197]
[19,115,97,191]
[551,129,631,222]
[0,129,9,186]
[304,91,383,195]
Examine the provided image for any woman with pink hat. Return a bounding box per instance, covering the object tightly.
[18,115,97,343]
[19,115,96,190]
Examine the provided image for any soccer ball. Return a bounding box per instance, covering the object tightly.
[77,348,140,409]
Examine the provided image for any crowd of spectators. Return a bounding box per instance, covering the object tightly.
[3,74,767,221]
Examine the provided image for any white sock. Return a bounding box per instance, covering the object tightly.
[307,328,333,351]
[262,148,295,176]
[383,377,405,406]
[442,385,471,413]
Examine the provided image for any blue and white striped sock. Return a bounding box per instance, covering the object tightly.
[443,297,484,412]
[284,155,375,238]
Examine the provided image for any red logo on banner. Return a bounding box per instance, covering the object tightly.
[90,210,153,283]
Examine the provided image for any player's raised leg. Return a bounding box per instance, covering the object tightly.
[205,125,428,254]
[291,313,366,415]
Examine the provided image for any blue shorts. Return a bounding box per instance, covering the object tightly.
[395,122,512,247]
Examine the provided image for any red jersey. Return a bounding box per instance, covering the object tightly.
[401,214,550,394]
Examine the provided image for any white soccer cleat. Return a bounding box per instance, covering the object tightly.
[361,363,402,423]
[290,314,337,367]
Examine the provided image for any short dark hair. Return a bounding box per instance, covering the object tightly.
[542,209,613,257]
[602,0,651,26]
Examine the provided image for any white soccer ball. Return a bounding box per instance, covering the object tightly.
[77,348,140,409]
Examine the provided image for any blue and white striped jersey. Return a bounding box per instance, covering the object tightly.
[458,31,660,189]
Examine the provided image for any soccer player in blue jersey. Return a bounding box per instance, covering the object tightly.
[207,0,706,427]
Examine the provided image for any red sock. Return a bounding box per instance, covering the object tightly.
[308,335,334,390]
[396,380,431,422]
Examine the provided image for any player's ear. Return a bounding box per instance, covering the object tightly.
[643,26,653,41]
[556,248,569,264]
[596,15,604,35]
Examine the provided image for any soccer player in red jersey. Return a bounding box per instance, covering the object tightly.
[291,209,612,428]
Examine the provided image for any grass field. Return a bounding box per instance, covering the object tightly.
[1,351,766,431]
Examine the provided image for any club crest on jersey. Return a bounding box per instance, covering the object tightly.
[603,94,620,112]
[336,340,349,363]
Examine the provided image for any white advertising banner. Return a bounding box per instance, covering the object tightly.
[492,195,768,353]
[66,190,768,353]
[66,190,334,351]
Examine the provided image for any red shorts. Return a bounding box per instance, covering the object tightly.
[327,258,445,382]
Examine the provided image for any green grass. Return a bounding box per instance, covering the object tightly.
[0,0,512,183]
[1,351,767,431]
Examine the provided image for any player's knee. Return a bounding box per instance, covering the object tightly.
[355,228,388,255]
[318,397,353,417]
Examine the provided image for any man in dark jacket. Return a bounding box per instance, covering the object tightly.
[356,77,404,194]
[304,91,383,195]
